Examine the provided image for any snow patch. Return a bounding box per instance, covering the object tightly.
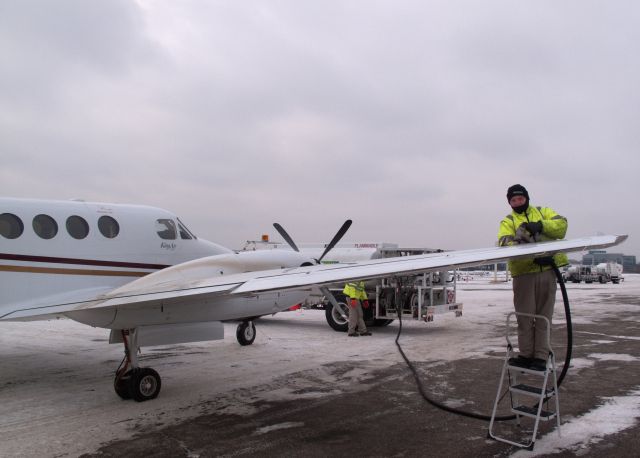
[587,353,639,362]
[568,358,595,371]
[253,421,305,435]
[512,387,640,457]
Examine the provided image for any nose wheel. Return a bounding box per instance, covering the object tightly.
[236,320,256,345]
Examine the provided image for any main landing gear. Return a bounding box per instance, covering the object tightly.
[114,329,161,402]
[114,321,256,401]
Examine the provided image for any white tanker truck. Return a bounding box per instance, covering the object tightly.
[565,262,623,284]
[240,239,463,331]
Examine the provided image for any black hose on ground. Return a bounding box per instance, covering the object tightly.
[395,263,572,421]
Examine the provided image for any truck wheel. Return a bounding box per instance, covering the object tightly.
[325,301,349,332]
[374,319,394,327]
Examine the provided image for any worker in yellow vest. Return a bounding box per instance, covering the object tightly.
[342,281,372,336]
[498,184,568,371]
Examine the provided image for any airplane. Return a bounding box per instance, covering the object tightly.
[0,197,627,402]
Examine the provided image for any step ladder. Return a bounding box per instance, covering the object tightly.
[488,312,561,450]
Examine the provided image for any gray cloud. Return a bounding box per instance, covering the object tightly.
[1,0,637,258]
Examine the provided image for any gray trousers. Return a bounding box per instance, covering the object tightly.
[512,269,557,360]
[348,300,367,334]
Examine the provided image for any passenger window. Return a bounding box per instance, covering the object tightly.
[33,214,58,239]
[155,219,177,240]
[66,215,89,239]
[98,215,120,238]
[178,221,192,240]
[0,213,24,239]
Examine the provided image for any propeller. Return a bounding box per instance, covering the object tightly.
[318,219,352,263]
[272,219,352,264]
[273,223,300,252]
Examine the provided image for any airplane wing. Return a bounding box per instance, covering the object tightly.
[232,234,628,294]
[0,234,627,321]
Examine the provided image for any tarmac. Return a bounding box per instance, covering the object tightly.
[81,284,640,457]
[2,277,639,457]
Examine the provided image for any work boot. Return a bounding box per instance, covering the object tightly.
[508,355,532,368]
[347,332,360,337]
[359,331,372,336]
[529,358,547,371]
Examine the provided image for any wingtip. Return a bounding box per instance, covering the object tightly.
[615,234,629,244]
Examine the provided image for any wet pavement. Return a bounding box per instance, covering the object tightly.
[82,307,640,457]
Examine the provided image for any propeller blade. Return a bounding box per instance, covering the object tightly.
[318,219,352,263]
[273,223,300,252]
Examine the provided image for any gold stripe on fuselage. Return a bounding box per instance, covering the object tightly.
[0,265,151,277]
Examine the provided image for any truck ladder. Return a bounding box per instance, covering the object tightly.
[488,312,561,450]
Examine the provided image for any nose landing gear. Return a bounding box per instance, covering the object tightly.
[236,320,256,346]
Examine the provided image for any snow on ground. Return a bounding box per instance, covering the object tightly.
[1,274,639,457]
[512,388,640,457]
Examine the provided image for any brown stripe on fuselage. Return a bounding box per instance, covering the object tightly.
[0,253,169,270]
[0,265,150,277]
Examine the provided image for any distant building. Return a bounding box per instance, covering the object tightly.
[581,250,636,272]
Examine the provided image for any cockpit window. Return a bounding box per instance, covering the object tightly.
[98,215,120,238]
[177,219,195,240]
[155,219,177,240]
[0,213,24,239]
[33,214,58,239]
[66,215,89,239]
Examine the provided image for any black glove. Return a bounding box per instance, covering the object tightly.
[534,256,555,266]
[525,221,543,235]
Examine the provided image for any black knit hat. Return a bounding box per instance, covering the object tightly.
[506,184,529,202]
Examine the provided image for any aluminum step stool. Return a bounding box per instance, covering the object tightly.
[488,312,561,450]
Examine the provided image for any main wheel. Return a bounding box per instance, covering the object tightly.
[114,370,132,400]
[236,321,256,345]
[325,301,349,332]
[129,368,161,402]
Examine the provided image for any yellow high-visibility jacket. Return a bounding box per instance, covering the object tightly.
[343,281,368,300]
[497,204,569,277]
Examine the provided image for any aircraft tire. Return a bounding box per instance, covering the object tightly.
[114,370,132,400]
[325,301,349,332]
[236,321,256,346]
[129,368,161,402]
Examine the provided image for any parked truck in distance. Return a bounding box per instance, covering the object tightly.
[594,262,623,284]
[564,262,623,284]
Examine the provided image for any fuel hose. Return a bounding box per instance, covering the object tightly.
[395,262,571,421]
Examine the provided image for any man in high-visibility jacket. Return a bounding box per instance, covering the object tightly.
[342,281,372,336]
[498,184,568,371]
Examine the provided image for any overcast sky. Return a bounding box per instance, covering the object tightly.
[1,1,638,257]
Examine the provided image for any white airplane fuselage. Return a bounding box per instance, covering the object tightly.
[0,198,311,328]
